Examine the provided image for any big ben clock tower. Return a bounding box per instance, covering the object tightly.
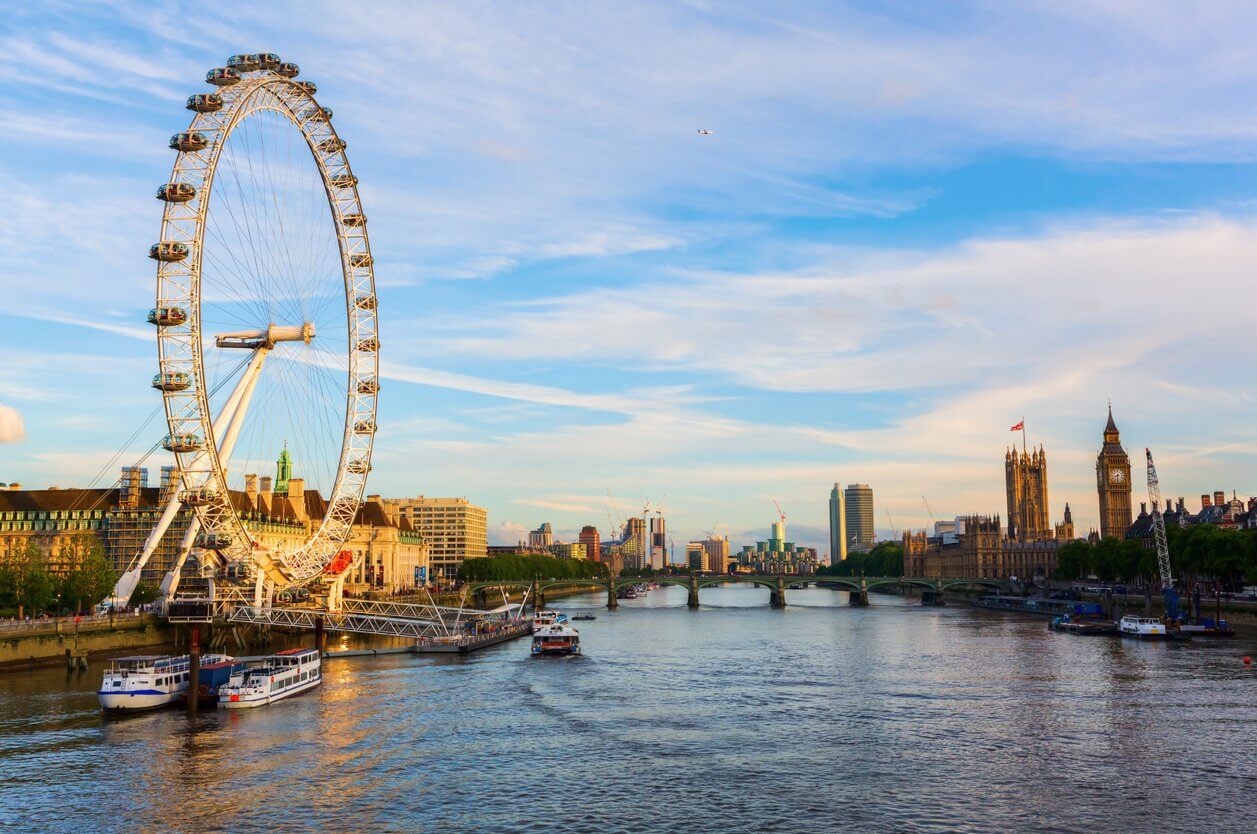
[1096,405,1133,539]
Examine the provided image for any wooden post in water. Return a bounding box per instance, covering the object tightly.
[606,575,618,610]
[314,615,325,655]
[687,572,700,609]
[187,624,201,716]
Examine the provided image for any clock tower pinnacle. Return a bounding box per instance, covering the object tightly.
[1096,405,1133,539]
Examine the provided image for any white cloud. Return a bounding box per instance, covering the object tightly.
[0,404,25,443]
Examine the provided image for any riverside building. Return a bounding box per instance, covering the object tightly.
[381,496,487,583]
[828,483,848,563]
[844,484,875,553]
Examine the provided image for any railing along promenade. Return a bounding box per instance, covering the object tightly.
[0,610,149,636]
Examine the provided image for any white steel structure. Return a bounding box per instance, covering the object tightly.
[110,53,378,610]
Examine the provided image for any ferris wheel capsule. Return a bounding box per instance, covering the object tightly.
[196,532,233,550]
[205,67,240,87]
[356,336,379,352]
[303,106,333,122]
[349,252,372,268]
[341,213,366,227]
[180,487,220,507]
[163,433,203,453]
[316,137,346,153]
[357,377,379,394]
[149,241,189,262]
[157,182,197,203]
[353,420,376,434]
[227,54,260,73]
[170,132,209,152]
[294,80,317,95]
[276,62,300,79]
[255,53,281,71]
[147,306,188,326]
[151,372,191,392]
[354,294,377,310]
[187,93,223,113]
[329,174,357,188]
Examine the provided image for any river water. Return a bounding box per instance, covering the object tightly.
[2,586,1254,833]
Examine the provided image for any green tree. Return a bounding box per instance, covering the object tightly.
[458,553,608,582]
[0,542,56,618]
[130,581,160,606]
[58,536,118,612]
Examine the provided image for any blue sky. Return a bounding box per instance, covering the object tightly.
[5,1,1257,556]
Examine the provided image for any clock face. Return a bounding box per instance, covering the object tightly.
[1109,468,1126,484]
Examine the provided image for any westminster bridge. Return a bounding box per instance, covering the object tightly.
[466,574,1010,610]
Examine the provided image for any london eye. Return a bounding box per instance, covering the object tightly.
[112,53,379,609]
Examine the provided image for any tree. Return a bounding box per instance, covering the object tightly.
[130,581,160,606]
[458,553,608,582]
[58,536,118,612]
[0,542,56,618]
[819,541,903,577]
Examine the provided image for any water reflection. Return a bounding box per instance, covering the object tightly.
[1,587,1253,833]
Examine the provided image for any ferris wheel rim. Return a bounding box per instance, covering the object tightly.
[152,57,379,588]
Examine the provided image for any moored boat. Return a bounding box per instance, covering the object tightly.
[186,658,249,707]
[98,654,232,712]
[218,648,321,709]
[1119,615,1168,639]
[531,623,581,656]
[531,610,569,630]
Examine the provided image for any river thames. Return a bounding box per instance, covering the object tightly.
[2,586,1254,833]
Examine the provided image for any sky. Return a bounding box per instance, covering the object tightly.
[4,1,1257,557]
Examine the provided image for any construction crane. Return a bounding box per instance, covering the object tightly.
[885,509,898,540]
[705,517,721,539]
[1145,448,1181,621]
[772,499,786,527]
[922,496,937,526]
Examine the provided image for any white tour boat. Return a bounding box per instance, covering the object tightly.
[1119,615,1166,639]
[532,610,569,630]
[218,648,322,709]
[531,622,581,656]
[98,653,232,712]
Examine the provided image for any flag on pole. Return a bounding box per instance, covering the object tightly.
[1009,420,1024,431]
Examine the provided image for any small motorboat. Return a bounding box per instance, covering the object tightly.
[570,614,597,621]
[531,623,581,656]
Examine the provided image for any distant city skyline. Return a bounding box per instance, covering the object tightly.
[5,4,1257,558]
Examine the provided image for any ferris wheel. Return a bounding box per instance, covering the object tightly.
[111,53,378,608]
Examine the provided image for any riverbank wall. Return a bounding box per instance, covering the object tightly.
[0,614,173,670]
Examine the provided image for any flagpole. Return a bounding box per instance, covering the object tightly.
[1021,417,1026,455]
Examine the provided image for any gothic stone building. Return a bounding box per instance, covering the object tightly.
[1005,445,1050,542]
[1096,406,1133,540]
[903,515,1060,581]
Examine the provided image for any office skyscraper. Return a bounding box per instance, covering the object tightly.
[844,483,875,553]
[828,483,847,563]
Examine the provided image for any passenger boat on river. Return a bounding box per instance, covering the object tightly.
[218,648,321,709]
[98,654,233,712]
[531,623,581,656]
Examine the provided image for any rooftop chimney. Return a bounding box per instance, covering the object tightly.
[259,476,273,514]
[245,474,258,505]
[1215,490,1226,508]
[288,477,306,523]
[1139,501,1147,515]
[1202,494,1212,509]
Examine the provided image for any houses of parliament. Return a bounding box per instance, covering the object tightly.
[904,408,1134,580]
